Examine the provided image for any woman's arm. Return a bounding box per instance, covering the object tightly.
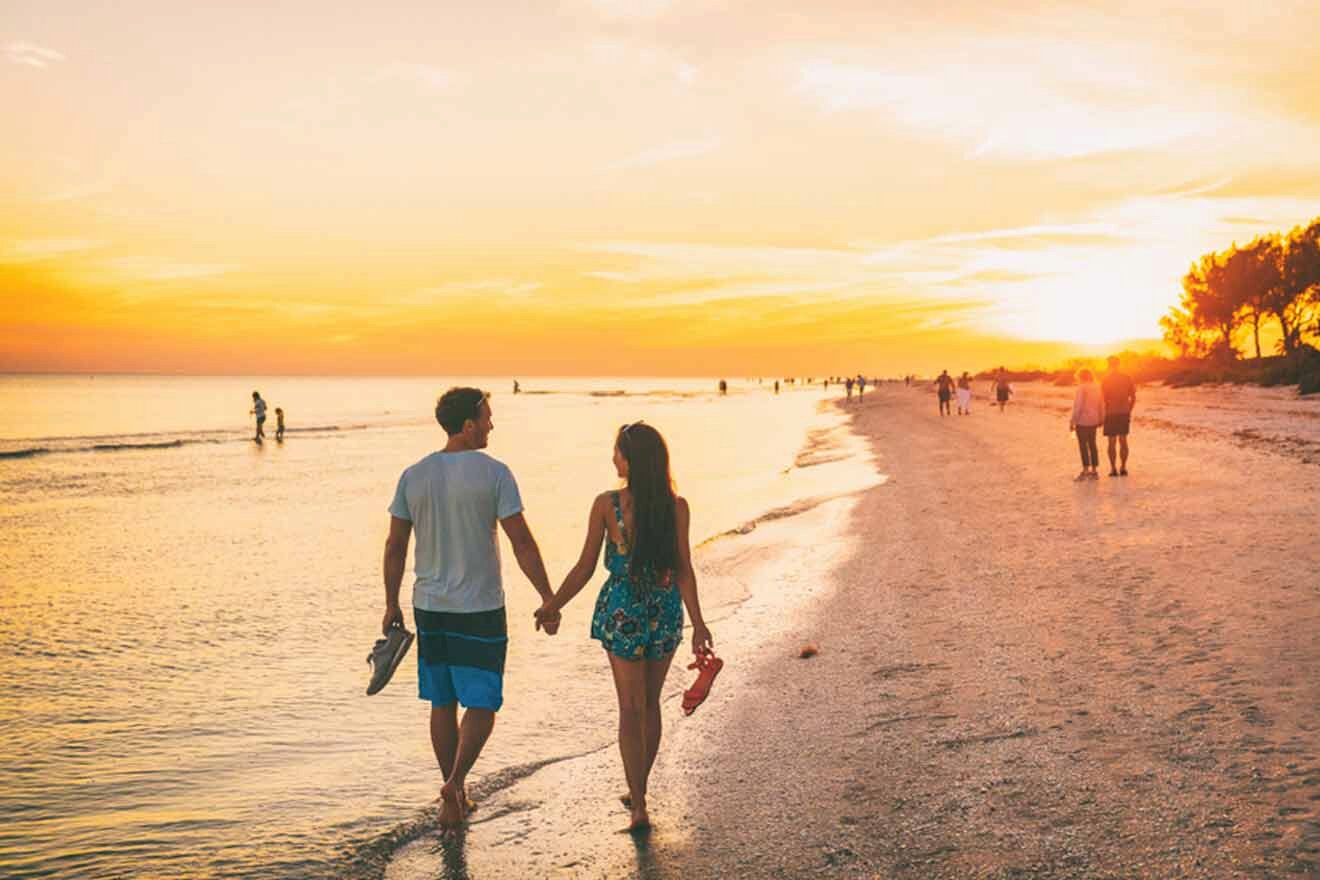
[674,497,713,655]
[544,493,608,614]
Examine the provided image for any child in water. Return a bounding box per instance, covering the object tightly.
[275,408,285,442]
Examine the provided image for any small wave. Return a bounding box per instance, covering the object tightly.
[697,492,858,548]
[90,440,186,452]
[0,447,52,460]
[332,750,601,880]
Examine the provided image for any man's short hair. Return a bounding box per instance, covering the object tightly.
[435,387,488,435]
[1108,355,1121,367]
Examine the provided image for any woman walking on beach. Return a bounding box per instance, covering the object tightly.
[537,422,714,832]
[1070,369,1105,480]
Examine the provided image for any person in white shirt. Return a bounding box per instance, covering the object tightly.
[1069,369,1106,481]
[382,387,558,830]
[250,391,267,441]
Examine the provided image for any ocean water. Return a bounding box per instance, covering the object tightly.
[0,375,872,879]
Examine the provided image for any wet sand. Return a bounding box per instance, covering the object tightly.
[385,381,1320,879]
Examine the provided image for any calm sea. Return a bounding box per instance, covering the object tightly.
[0,375,870,879]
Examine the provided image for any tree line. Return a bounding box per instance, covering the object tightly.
[1160,217,1320,360]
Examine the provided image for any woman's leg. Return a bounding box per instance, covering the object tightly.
[643,651,677,780]
[1076,427,1090,469]
[607,651,651,828]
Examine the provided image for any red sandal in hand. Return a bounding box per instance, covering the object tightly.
[681,650,723,716]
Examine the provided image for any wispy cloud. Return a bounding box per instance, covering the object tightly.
[789,29,1320,164]
[108,258,239,282]
[609,136,722,170]
[6,42,64,69]
[404,279,543,304]
[2,239,101,263]
[371,62,461,93]
[587,0,675,20]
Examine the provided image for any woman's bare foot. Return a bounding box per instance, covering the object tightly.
[627,804,651,833]
[439,780,467,830]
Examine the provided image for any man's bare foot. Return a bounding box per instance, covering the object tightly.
[439,781,467,830]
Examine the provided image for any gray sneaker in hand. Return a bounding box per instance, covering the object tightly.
[366,624,415,695]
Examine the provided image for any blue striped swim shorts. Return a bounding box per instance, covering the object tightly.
[413,606,507,711]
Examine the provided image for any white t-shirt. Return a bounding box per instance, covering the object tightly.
[253,399,267,418]
[389,450,523,613]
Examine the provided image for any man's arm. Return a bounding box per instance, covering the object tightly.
[382,515,411,634]
[499,512,554,603]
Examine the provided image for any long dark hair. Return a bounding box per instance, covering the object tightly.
[616,422,678,587]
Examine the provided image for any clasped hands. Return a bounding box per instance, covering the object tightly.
[534,597,561,636]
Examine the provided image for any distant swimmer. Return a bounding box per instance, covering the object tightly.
[250,391,267,441]
[993,368,1012,413]
[513,380,521,394]
[774,380,780,395]
[956,372,972,415]
[718,379,727,396]
[935,370,955,417]
[1101,355,1137,476]
[1070,369,1104,480]
[275,407,285,442]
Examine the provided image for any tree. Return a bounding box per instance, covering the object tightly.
[1222,239,1280,360]
[1178,252,1241,360]
[1275,220,1320,353]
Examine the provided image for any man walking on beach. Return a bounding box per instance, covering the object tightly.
[1101,356,1137,476]
[381,387,559,829]
[936,370,955,416]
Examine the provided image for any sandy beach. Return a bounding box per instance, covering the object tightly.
[381,380,1319,880]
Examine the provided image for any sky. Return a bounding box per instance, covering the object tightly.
[4,0,1320,376]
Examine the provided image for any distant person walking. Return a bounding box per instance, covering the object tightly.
[718,379,727,396]
[856,374,866,401]
[536,422,713,833]
[774,380,780,395]
[250,391,267,441]
[993,368,1012,412]
[935,370,955,416]
[845,377,854,400]
[381,387,558,830]
[1070,369,1105,481]
[1101,355,1137,476]
[513,380,520,394]
[275,407,285,442]
[956,372,973,415]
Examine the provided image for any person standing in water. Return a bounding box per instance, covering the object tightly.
[935,370,955,416]
[956,372,973,415]
[536,422,713,833]
[1070,369,1105,480]
[382,387,559,830]
[275,407,285,442]
[250,391,267,441]
[1101,355,1137,476]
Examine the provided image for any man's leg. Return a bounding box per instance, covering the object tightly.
[1107,435,1118,473]
[429,703,458,780]
[439,707,496,828]
[608,652,652,829]
[1119,435,1130,471]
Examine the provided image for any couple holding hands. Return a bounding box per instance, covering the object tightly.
[378,387,714,832]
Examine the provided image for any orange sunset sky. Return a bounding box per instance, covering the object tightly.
[4,0,1320,376]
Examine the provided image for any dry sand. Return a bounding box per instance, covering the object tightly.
[385,380,1320,879]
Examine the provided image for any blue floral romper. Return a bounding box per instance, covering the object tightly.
[590,492,684,660]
